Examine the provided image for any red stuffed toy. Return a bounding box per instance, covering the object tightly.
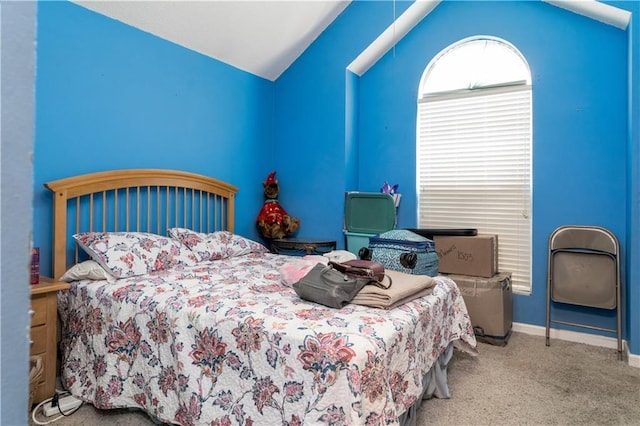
[256,171,300,239]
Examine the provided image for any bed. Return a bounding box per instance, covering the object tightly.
[45,169,477,426]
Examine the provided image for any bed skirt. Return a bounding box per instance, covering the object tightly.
[398,342,455,426]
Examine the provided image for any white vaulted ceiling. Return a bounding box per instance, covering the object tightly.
[73,1,629,82]
[73,1,351,81]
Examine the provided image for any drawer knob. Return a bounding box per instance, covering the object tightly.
[29,309,35,318]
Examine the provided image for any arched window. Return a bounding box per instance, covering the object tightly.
[417,36,532,293]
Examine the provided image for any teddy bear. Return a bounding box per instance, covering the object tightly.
[256,171,300,240]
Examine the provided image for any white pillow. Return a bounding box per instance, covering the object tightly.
[323,250,357,263]
[60,260,117,283]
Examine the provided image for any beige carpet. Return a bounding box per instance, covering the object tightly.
[418,333,640,426]
[29,332,640,426]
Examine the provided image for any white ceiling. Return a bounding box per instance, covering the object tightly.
[72,1,630,82]
[74,1,351,81]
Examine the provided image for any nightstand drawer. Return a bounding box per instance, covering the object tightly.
[30,325,47,355]
[30,295,47,327]
[29,279,70,405]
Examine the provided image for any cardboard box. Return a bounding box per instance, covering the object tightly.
[434,234,498,278]
[448,272,512,346]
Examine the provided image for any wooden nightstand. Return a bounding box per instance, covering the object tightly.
[30,277,70,404]
[270,238,337,256]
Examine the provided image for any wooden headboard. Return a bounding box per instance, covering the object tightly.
[45,169,238,279]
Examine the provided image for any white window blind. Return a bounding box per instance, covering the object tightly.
[417,85,532,292]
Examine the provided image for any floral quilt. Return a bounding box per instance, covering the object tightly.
[58,253,477,425]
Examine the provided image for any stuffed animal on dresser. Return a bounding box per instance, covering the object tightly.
[256,171,300,240]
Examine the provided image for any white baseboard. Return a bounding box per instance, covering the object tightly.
[512,322,639,368]
[631,354,640,368]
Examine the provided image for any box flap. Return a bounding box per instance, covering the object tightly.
[344,192,396,234]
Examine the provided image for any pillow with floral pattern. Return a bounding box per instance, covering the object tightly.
[73,232,198,278]
[168,228,268,262]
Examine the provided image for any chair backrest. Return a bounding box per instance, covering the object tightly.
[549,225,618,256]
[548,225,619,309]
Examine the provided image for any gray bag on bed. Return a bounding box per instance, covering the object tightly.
[293,263,372,308]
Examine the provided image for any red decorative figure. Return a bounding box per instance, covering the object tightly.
[256,171,300,239]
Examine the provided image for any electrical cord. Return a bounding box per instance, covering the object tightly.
[56,396,83,417]
[31,395,61,425]
[30,391,83,425]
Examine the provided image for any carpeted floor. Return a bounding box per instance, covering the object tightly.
[418,333,640,426]
[29,332,640,426]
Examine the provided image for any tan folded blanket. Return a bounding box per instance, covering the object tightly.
[351,269,436,309]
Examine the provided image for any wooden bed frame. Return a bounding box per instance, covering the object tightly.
[43,169,477,425]
[45,169,238,279]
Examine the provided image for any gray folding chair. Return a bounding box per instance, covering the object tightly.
[545,225,622,360]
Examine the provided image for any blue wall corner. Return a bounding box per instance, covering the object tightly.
[345,70,360,191]
[275,0,637,352]
[34,2,275,274]
[31,0,639,355]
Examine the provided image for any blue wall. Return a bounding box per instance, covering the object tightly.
[34,2,275,276]
[32,1,638,355]
[617,0,640,356]
[1,1,36,422]
[273,1,412,244]
[361,1,627,330]
[275,0,636,351]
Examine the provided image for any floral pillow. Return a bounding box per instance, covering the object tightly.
[168,228,268,262]
[73,232,198,278]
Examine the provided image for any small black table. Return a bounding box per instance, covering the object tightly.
[270,238,336,256]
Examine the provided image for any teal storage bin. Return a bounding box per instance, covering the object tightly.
[344,231,375,256]
[343,192,396,255]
